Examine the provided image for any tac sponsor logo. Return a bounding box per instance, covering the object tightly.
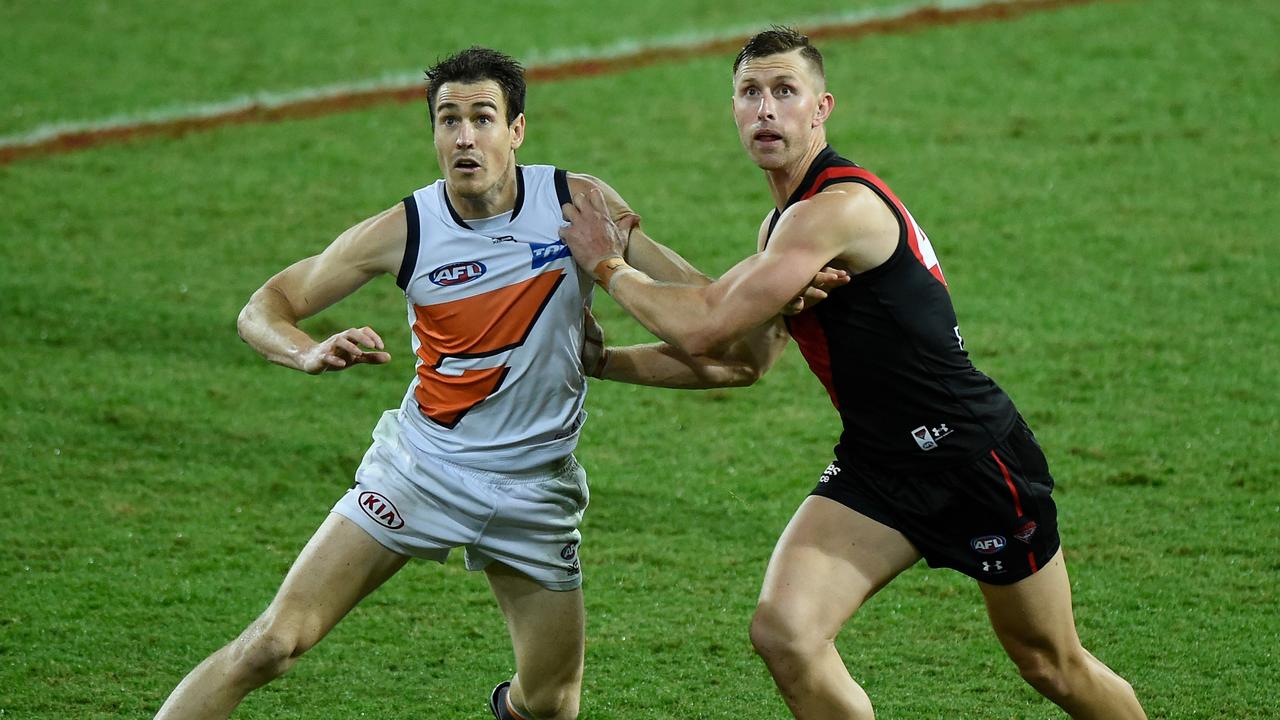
[1014,521,1038,544]
[359,491,405,530]
[429,261,487,286]
[529,239,571,269]
[971,535,1007,554]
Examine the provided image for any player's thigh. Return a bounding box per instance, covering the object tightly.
[979,548,1082,661]
[758,495,921,636]
[262,512,410,647]
[485,561,585,687]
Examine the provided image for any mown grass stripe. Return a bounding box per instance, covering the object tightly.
[0,0,1095,165]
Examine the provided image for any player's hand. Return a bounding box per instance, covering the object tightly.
[581,307,608,378]
[559,188,635,273]
[781,266,850,316]
[299,326,391,374]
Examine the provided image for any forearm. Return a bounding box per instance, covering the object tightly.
[624,230,713,286]
[600,343,758,389]
[605,269,730,356]
[236,285,317,371]
[717,316,789,375]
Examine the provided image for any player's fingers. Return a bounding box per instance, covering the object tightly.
[358,326,385,350]
[343,328,372,348]
[588,187,609,214]
[812,274,848,291]
[355,351,392,365]
[323,354,347,369]
[332,337,363,358]
[561,202,579,222]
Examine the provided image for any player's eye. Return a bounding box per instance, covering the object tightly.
[776,86,794,97]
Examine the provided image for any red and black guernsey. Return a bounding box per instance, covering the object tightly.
[773,146,1018,471]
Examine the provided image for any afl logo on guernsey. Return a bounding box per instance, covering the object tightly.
[359,491,405,530]
[429,261,487,286]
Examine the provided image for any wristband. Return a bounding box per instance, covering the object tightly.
[592,256,632,290]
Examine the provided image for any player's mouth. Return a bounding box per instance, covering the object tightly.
[752,129,784,146]
[453,157,482,174]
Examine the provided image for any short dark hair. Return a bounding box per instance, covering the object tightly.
[732,26,825,81]
[425,46,526,125]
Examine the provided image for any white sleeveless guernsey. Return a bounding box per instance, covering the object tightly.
[394,164,593,472]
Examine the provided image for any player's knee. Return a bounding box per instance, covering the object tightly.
[228,615,317,683]
[1009,645,1084,702]
[750,603,825,667]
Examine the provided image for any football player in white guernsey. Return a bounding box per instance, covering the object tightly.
[155,47,845,720]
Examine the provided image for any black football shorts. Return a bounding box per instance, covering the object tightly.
[811,416,1060,585]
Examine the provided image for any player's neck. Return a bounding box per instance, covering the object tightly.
[446,161,519,219]
[764,138,827,209]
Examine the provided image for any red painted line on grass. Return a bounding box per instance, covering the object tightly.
[0,0,1097,165]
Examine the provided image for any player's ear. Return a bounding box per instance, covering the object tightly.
[509,113,526,150]
[813,92,834,128]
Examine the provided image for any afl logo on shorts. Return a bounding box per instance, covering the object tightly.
[429,261,487,286]
[971,535,1006,554]
[359,491,405,530]
[560,541,578,561]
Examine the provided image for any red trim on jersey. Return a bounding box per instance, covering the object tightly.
[1028,552,1039,574]
[991,450,1024,518]
[786,311,839,410]
[801,166,947,286]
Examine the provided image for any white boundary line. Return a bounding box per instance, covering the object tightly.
[0,0,1081,158]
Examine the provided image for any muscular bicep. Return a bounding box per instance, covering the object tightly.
[264,203,407,321]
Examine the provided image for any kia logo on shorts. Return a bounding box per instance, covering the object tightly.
[359,491,405,530]
[970,535,1006,554]
[429,261,487,286]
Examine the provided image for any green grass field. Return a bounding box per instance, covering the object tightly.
[2,0,1277,717]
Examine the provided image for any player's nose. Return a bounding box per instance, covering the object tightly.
[455,123,475,147]
[756,96,774,120]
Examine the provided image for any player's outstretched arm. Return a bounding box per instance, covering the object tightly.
[585,270,843,390]
[582,307,788,389]
[561,188,856,356]
[237,204,406,374]
[565,176,846,386]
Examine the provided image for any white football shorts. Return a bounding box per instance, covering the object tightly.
[332,410,588,591]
